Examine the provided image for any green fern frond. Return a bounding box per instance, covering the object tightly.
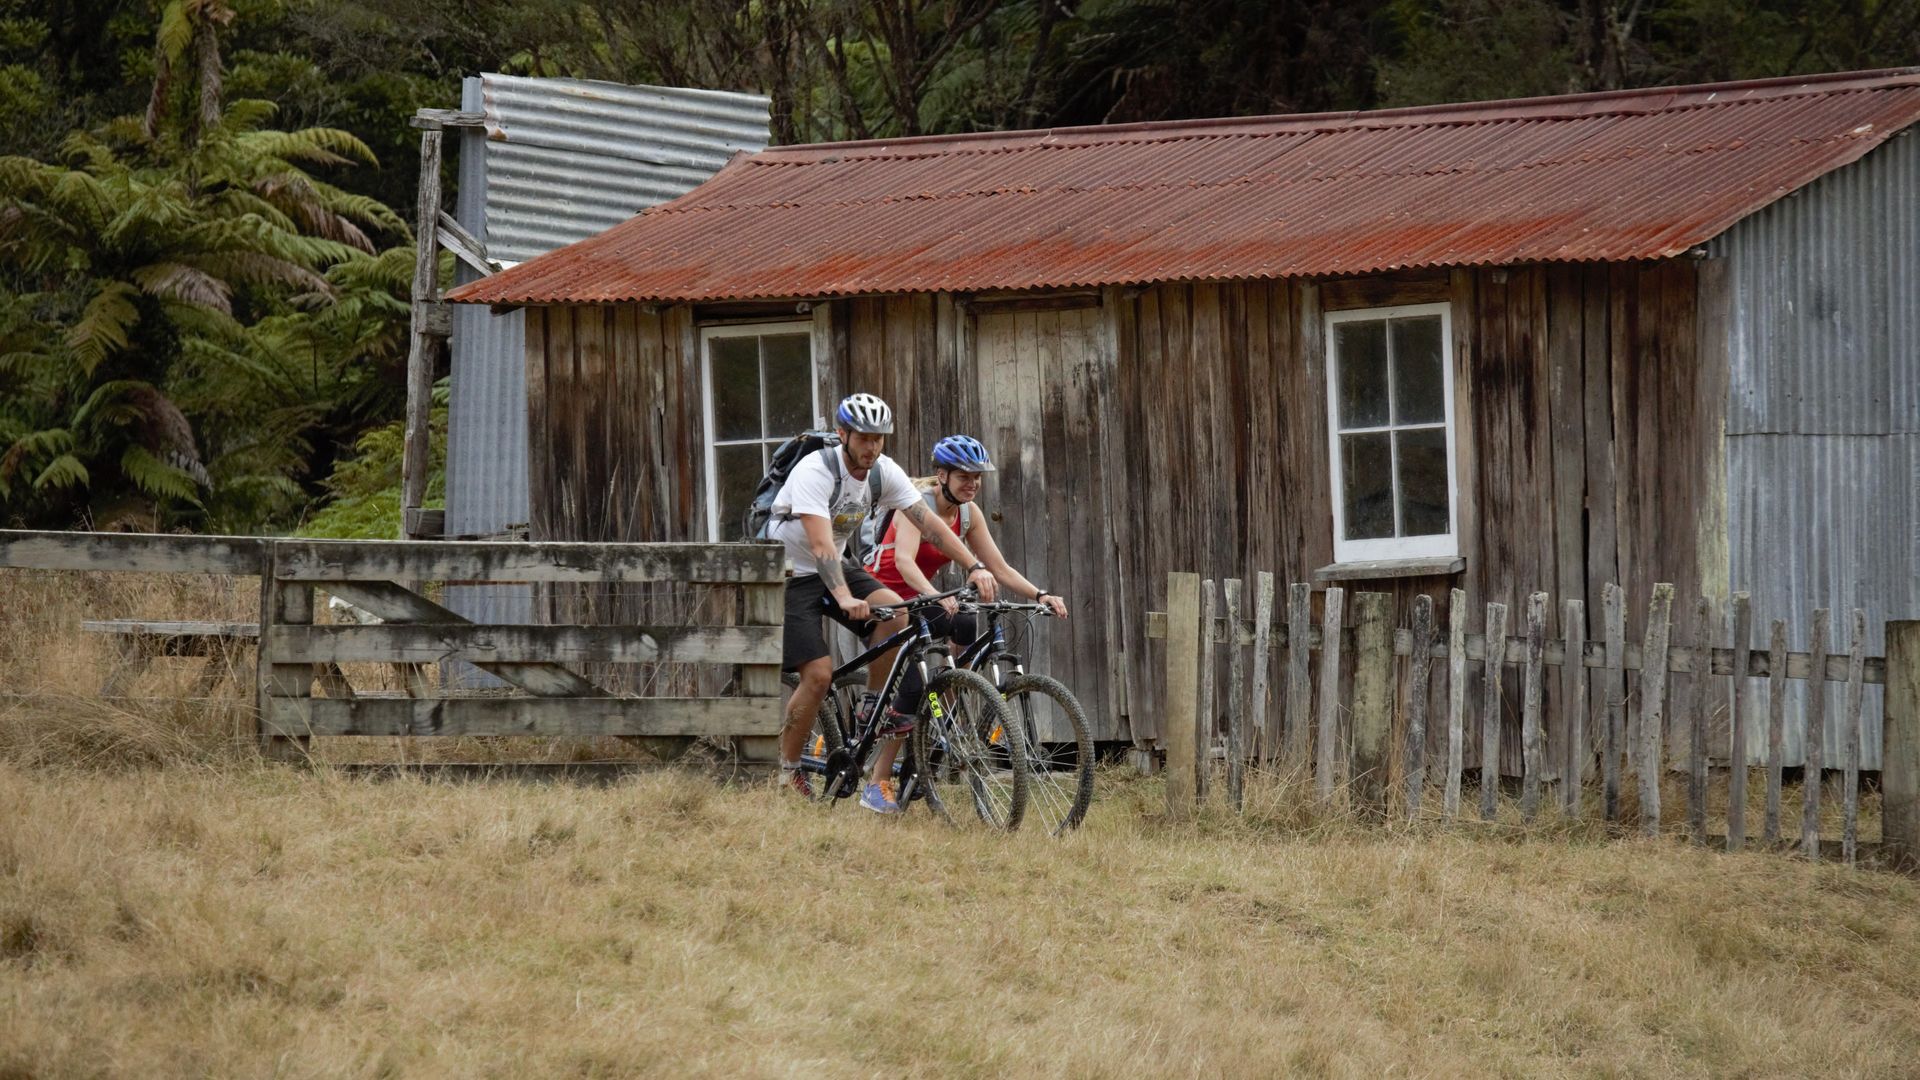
[73,378,157,427]
[120,443,200,503]
[32,452,88,491]
[155,1,193,65]
[65,280,140,374]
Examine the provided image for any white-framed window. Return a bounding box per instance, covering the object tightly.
[701,322,818,542]
[1324,302,1459,563]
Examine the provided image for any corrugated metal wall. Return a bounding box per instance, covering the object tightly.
[441,75,769,668]
[1709,129,1920,769]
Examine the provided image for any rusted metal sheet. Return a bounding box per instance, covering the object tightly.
[451,69,1920,306]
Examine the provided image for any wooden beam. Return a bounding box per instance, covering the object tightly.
[320,580,600,699]
[272,539,785,584]
[1164,573,1200,820]
[0,530,268,575]
[436,210,496,276]
[265,695,782,737]
[402,126,444,529]
[266,623,779,666]
[1883,620,1920,873]
[411,108,486,130]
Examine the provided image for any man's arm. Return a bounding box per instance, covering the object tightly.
[901,501,996,601]
[802,514,869,619]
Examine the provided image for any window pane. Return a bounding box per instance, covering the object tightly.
[762,333,814,435]
[1335,320,1389,429]
[713,443,765,542]
[1397,427,1451,537]
[1341,432,1393,540]
[710,337,761,441]
[1392,316,1445,425]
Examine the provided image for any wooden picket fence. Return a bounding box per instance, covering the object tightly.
[1148,572,1920,871]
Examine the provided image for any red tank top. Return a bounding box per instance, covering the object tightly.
[871,499,966,597]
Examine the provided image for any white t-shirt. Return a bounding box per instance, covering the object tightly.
[769,448,920,576]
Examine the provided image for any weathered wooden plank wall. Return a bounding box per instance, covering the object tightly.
[521,258,1723,768]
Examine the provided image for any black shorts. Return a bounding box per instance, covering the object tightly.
[783,565,892,670]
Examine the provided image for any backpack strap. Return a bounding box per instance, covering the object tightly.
[823,446,844,509]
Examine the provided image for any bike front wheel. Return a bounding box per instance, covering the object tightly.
[908,667,1027,830]
[1001,673,1095,835]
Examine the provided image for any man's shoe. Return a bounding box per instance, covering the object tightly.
[781,767,815,799]
[860,780,901,814]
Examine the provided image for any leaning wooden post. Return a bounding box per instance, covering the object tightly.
[1197,579,1218,804]
[1764,617,1789,847]
[1480,600,1509,822]
[1687,596,1715,845]
[1801,608,1831,859]
[1405,593,1436,820]
[1728,592,1753,852]
[1883,620,1920,873]
[402,124,445,537]
[1248,573,1276,766]
[1563,598,1587,816]
[1602,583,1625,823]
[1350,592,1394,821]
[1224,577,1247,811]
[1284,583,1313,771]
[1637,584,1674,837]
[1163,573,1201,820]
[1520,592,1547,821]
[1315,586,1346,805]
[1841,609,1867,866]
[1444,588,1467,819]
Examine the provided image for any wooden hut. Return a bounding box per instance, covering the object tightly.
[449,69,1920,767]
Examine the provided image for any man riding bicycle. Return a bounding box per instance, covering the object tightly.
[858,434,1068,793]
[772,394,995,812]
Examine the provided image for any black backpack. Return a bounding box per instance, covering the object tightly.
[742,432,882,561]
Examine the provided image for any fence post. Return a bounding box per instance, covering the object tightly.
[1225,578,1247,811]
[1350,592,1394,821]
[1316,586,1346,805]
[1521,592,1547,821]
[1405,594,1435,820]
[1638,584,1673,837]
[1884,620,1919,873]
[1480,601,1509,821]
[1285,583,1313,770]
[255,543,313,762]
[1164,573,1201,820]
[1197,579,1218,804]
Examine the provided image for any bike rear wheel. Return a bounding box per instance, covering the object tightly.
[781,670,866,800]
[1000,673,1095,835]
[908,667,1027,830]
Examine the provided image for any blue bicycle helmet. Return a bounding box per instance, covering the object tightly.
[931,434,996,472]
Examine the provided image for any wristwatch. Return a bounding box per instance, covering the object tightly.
[966,562,988,575]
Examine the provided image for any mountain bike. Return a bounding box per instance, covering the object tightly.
[945,599,1095,836]
[784,585,1029,829]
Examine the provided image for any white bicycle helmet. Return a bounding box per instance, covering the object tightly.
[835,392,894,434]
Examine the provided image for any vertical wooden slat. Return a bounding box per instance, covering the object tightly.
[1480,601,1509,821]
[1521,592,1547,820]
[1316,586,1346,804]
[1249,573,1275,765]
[1445,587,1467,819]
[1842,608,1867,867]
[1728,592,1753,852]
[1164,573,1200,820]
[1224,578,1247,811]
[262,578,315,761]
[1285,582,1312,770]
[1602,583,1625,822]
[1884,620,1920,873]
[1197,579,1218,804]
[1688,596,1715,844]
[1638,583,1674,837]
[1350,592,1394,820]
[1405,593,1436,820]
[741,584,783,701]
[1563,598,1588,815]
[1765,618,1789,846]
[1801,608,1831,858]
[401,127,443,529]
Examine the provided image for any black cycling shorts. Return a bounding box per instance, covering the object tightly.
[783,565,891,670]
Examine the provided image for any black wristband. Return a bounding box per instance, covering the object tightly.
[1034,589,1050,601]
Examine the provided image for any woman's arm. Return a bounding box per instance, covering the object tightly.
[968,514,1067,618]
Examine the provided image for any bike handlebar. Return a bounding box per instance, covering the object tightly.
[819,583,977,622]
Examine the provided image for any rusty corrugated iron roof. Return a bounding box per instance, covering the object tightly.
[449,68,1920,305]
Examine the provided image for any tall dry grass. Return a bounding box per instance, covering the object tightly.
[3,765,1918,1078]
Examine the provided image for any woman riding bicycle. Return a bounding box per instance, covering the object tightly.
[861,435,1068,798]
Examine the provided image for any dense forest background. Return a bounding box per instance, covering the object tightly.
[2,0,1916,535]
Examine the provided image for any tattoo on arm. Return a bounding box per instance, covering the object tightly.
[818,559,847,593]
[901,502,931,528]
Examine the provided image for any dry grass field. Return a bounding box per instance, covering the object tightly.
[4,571,1920,1078]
